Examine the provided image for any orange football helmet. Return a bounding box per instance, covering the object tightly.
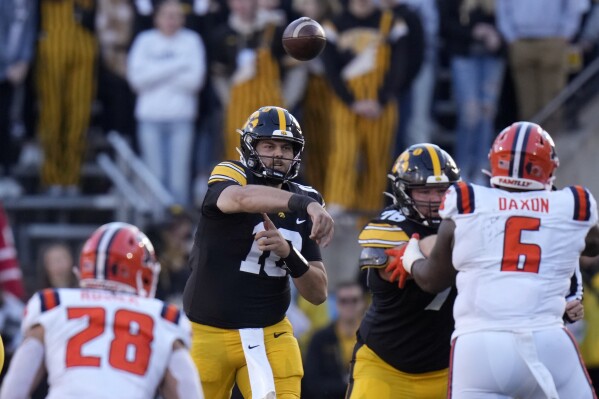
[489,122,559,191]
[79,222,160,297]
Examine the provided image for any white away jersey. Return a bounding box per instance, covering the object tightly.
[22,288,191,399]
[440,182,598,336]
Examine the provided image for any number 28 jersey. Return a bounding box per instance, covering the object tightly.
[22,288,191,399]
[441,182,598,337]
[183,161,323,329]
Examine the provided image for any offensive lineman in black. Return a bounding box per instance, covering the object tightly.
[348,144,460,398]
[182,106,334,399]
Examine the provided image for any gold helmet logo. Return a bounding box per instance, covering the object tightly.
[392,152,410,173]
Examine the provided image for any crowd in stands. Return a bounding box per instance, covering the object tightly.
[1,0,599,397]
[0,0,597,204]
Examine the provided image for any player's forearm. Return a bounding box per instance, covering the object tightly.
[161,348,204,399]
[218,185,294,214]
[411,259,452,294]
[0,337,45,399]
[293,263,328,305]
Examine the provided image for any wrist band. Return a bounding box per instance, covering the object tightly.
[283,242,310,278]
[288,194,317,213]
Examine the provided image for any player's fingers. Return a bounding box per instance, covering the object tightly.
[320,223,334,247]
[255,231,273,240]
[311,213,334,246]
[310,214,323,240]
[398,272,407,289]
[262,213,276,231]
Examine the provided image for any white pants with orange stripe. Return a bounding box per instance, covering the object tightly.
[449,328,596,399]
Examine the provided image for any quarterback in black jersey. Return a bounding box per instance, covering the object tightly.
[347,144,461,398]
[182,106,333,399]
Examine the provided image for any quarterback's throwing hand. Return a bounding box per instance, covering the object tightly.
[385,244,409,288]
[256,213,291,258]
[306,203,334,247]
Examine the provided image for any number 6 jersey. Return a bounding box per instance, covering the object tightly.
[441,182,598,337]
[22,288,191,399]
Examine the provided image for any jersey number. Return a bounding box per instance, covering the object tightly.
[500,216,541,273]
[240,222,303,277]
[66,307,154,376]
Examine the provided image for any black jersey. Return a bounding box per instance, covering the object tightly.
[183,161,323,329]
[357,206,457,373]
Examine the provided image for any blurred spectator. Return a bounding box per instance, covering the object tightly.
[36,242,77,290]
[127,0,206,206]
[439,0,504,184]
[321,0,408,217]
[303,282,366,399]
[152,208,194,305]
[580,255,599,394]
[211,0,305,161]
[258,0,300,23]
[296,294,331,352]
[383,0,424,155]
[96,0,137,142]
[130,0,230,206]
[578,0,599,61]
[36,0,97,196]
[496,0,589,119]
[0,287,24,379]
[132,0,229,36]
[0,0,36,198]
[391,0,436,149]
[0,204,24,299]
[293,0,341,192]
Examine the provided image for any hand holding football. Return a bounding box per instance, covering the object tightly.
[282,17,326,61]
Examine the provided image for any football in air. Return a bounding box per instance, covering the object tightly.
[282,17,326,61]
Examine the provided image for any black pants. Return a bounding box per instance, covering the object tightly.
[0,81,15,175]
[97,65,136,149]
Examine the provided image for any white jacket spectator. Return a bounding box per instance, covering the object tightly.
[128,27,206,121]
[127,0,206,206]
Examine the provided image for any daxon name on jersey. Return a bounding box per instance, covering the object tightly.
[498,197,549,213]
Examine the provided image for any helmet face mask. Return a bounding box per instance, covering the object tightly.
[239,106,305,184]
[389,144,460,226]
[78,222,160,298]
[489,122,559,191]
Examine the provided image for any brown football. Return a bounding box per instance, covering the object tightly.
[282,17,326,61]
